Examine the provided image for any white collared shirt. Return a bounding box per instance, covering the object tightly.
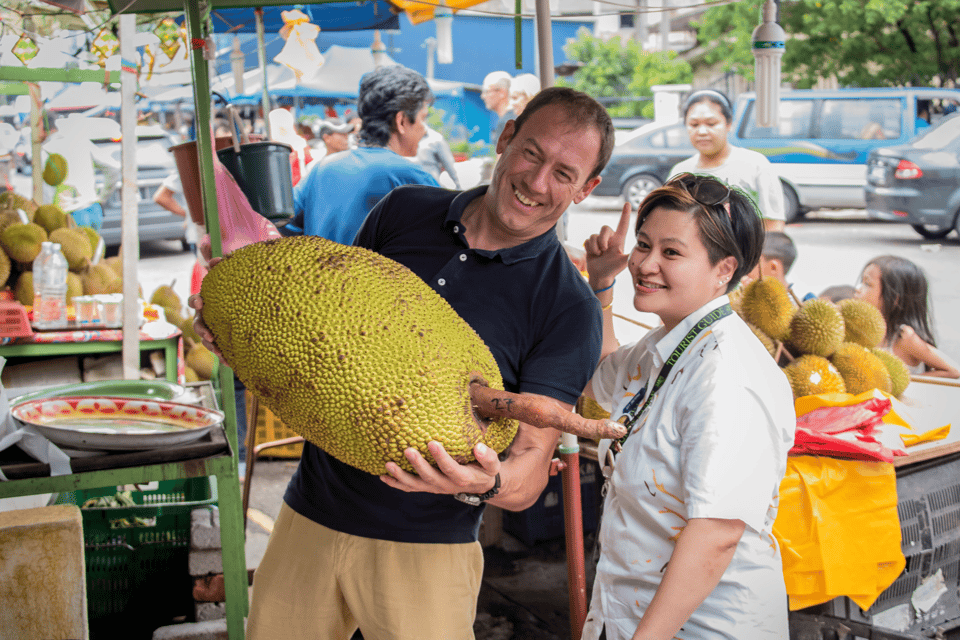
[583,297,795,640]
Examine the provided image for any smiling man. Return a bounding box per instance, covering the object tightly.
[238,86,616,640]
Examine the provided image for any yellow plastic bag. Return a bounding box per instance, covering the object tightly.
[773,455,906,611]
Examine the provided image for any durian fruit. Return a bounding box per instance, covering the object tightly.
[66,272,83,304]
[0,248,10,288]
[838,299,887,349]
[0,191,37,216]
[81,263,122,295]
[50,227,93,271]
[788,298,845,358]
[103,256,123,279]
[186,343,216,380]
[14,271,33,306]
[728,284,746,317]
[871,348,911,398]
[0,210,23,234]
[782,355,846,399]
[831,343,892,395]
[42,153,68,187]
[746,320,777,358]
[1,223,47,263]
[184,366,200,383]
[34,204,69,234]
[740,277,796,341]
[78,226,102,257]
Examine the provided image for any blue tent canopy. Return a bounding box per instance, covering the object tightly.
[184,2,399,33]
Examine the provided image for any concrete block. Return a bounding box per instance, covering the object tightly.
[189,548,223,576]
[191,506,221,550]
[195,601,226,622]
[151,619,229,640]
[0,505,87,640]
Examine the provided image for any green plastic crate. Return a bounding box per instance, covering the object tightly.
[54,477,218,635]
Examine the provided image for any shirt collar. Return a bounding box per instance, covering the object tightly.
[649,295,731,366]
[444,185,561,264]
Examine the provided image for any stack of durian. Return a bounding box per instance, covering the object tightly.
[148,282,216,382]
[0,191,127,303]
[732,277,910,400]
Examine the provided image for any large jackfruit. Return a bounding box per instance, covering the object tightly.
[782,355,846,399]
[788,298,845,357]
[838,299,886,349]
[740,277,795,341]
[871,348,911,398]
[200,236,520,475]
[831,343,892,395]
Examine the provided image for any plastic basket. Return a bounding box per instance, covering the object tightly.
[0,301,32,338]
[53,477,217,632]
[248,390,303,458]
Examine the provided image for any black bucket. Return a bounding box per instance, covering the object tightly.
[217,141,295,221]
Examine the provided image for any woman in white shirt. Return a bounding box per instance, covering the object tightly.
[672,90,786,231]
[580,174,795,640]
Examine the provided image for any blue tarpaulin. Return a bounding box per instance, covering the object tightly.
[193,2,399,33]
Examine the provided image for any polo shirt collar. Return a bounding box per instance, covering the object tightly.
[649,295,731,367]
[444,185,560,264]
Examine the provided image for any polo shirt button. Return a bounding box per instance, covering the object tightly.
[438,278,446,286]
[459,254,467,262]
[453,225,460,233]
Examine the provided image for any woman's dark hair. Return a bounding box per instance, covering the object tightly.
[634,175,764,293]
[356,66,433,147]
[863,255,937,346]
[682,89,734,123]
[510,86,615,182]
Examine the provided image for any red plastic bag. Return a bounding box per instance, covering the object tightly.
[790,396,906,462]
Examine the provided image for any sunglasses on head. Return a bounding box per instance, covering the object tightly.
[673,173,732,209]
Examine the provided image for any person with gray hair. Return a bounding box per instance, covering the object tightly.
[482,70,515,144]
[315,117,353,157]
[290,65,438,244]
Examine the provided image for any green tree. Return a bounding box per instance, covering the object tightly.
[695,0,960,88]
[557,28,692,118]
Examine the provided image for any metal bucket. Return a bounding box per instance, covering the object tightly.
[216,141,295,221]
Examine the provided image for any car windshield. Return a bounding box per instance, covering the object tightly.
[913,114,960,149]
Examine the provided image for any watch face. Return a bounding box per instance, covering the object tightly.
[455,493,482,506]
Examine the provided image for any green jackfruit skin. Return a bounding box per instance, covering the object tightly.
[788,298,845,357]
[838,298,887,349]
[782,355,846,399]
[740,277,795,341]
[871,348,911,398]
[1,223,47,263]
[831,342,892,395]
[200,236,519,475]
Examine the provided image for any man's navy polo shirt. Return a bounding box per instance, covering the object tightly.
[284,185,602,544]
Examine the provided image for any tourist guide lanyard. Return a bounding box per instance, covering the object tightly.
[612,303,734,454]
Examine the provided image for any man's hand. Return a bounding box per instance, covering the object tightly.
[381,440,501,496]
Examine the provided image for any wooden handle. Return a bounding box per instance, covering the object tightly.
[469,382,626,441]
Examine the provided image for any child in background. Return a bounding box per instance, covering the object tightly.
[856,255,959,378]
[819,284,856,303]
[745,231,816,301]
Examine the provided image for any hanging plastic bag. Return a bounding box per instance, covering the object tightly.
[773,455,906,611]
[273,10,324,82]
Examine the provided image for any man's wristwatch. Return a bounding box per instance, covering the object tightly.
[453,473,501,506]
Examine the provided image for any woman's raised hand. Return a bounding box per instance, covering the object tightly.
[583,202,633,290]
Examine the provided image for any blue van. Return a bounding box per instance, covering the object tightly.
[729,88,960,220]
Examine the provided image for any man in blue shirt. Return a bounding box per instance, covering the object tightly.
[291,66,438,244]
[196,87,616,640]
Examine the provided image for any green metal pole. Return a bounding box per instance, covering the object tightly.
[256,8,272,139]
[515,0,522,69]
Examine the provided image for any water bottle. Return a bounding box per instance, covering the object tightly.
[37,243,68,330]
[31,241,52,315]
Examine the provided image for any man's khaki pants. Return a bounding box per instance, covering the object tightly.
[246,502,484,640]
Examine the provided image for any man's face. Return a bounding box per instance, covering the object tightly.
[481,84,508,111]
[323,131,350,154]
[486,103,602,243]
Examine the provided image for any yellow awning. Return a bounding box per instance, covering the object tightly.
[390,0,489,26]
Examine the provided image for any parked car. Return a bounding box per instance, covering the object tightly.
[865,113,960,240]
[93,124,189,249]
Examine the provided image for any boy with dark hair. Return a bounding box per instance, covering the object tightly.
[748,231,816,301]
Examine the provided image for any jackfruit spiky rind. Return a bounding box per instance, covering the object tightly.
[1,223,47,263]
[871,348,911,398]
[788,298,845,358]
[782,355,846,399]
[831,342,892,395]
[200,236,519,475]
[838,299,887,349]
[740,277,795,341]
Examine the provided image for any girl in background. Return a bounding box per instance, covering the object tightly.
[856,255,959,378]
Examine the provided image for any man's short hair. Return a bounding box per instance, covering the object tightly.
[357,66,433,148]
[482,71,512,91]
[317,118,354,137]
[762,231,798,274]
[509,86,615,182]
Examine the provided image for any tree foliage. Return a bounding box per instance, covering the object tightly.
[557,28,693,118]
[694,0,960,88]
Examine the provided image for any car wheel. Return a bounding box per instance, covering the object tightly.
[910,223,953,240]
[781,182,803,224]
[622,174,662,210]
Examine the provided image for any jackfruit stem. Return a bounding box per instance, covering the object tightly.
[469,382,627,441]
